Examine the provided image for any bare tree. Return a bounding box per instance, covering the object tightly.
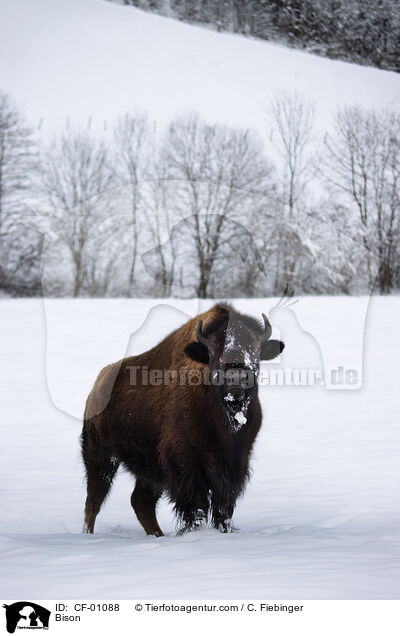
[0,91,39,294]
[140,161,179,297]
[323,106,400,293]
[162,112,275,297]
[113,112,153,292]
[40,129,117,296]
[264,92,316,292]
[269,91,315,218]
[0,92,37,233]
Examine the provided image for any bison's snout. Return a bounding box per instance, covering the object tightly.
[224,367,254,404]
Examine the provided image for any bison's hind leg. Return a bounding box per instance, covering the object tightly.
[81,421,119,534]
[131,478,164,537]
[84,456,119,534]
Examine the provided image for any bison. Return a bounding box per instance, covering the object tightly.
[81,303,284,536]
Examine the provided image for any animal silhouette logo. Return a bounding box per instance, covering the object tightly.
[2,602,51,633]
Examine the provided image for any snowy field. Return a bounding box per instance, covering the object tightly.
[0,0,399,138]
[1,296,400,599]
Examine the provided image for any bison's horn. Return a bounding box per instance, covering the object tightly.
[261,313,272,342]
[196,320,211,348]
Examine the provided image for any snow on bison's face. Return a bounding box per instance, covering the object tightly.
[184,306,284,431]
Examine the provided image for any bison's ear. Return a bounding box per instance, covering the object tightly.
[260,340,285,361]
[184,341,210,364]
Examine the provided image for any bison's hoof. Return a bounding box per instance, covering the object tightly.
[217,521,238,533]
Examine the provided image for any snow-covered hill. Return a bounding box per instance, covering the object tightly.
[0,0,399,136]
[1,297,400,599]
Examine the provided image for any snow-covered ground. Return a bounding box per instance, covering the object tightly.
[1,297,400,599]
[0,0,399,137]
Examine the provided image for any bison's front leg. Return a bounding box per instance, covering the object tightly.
[211,501,237,533]
[174,492,209,534]
[212,516,238,533]
[209,477,242,533]
[165,459,210,533]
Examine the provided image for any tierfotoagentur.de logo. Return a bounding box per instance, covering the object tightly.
[2,603,51,634]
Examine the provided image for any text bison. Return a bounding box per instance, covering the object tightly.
[81,304,284,536]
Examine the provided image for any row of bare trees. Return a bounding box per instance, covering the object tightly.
[0,88,399,297]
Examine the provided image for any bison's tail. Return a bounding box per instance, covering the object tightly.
[80,413,90,457]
